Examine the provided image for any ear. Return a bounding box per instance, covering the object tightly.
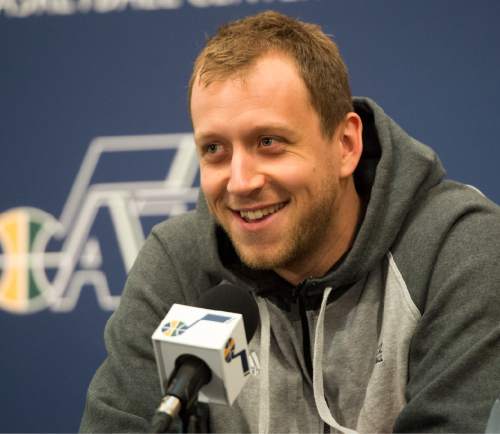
[337,112,363,178]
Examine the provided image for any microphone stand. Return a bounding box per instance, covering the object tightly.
[151,355,211,433]
[151,400,209,433]
[183,401,210,433]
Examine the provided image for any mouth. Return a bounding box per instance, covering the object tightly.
[236,202,287,223]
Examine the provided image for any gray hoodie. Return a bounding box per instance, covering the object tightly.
[80,98,500,433]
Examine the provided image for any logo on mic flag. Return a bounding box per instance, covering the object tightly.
[224,337,250,376]
[153,303,252,406]
[161,320,189,337]
[162,313,233,337]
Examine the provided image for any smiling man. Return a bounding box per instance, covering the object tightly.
[80,11,500,434]
[191,52,363,285]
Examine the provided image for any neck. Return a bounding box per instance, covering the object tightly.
[275,178,362,286]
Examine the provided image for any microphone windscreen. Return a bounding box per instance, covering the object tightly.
[197,282,260,342]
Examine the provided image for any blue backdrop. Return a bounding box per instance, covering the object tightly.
[1,1,499,431]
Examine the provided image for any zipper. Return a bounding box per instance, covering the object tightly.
[297,289,313,378]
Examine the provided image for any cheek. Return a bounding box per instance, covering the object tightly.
[277,159,337,197]
[200,167,226,202]
[267,160,317,192]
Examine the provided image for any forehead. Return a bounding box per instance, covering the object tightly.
[193,51,309,98]
[190,52,316,135]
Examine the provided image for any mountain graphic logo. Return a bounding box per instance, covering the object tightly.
[0,133,199,315]
[162,313,234,337]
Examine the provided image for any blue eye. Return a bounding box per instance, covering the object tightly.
[260,137,274,147]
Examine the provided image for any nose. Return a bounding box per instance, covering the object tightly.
[227,148,265,196]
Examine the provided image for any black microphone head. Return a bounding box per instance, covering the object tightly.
[197,282,260,342]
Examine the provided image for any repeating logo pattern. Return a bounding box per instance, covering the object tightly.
[0,133,199,314]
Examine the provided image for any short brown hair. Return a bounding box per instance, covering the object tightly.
[189,10,353,137]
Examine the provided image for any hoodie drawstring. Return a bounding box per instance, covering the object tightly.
[255,296,271,434]
[312,287,358,434]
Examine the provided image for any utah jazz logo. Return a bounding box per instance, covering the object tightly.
[162,313,233,337]
[0,133,199,314]
[224,337,250,376]
[161,320,190,337]
[0,207,61,314]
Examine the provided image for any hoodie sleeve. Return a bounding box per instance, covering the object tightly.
[79,230,186,433]
[393,196,500,433]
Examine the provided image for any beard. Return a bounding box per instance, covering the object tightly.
[220,176,341,273]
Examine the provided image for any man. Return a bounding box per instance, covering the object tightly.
[80,11,500,433]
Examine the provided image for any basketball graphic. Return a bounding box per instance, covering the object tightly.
[0,207,60,314]
[162,320,189,337]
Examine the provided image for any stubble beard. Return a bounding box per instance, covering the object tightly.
[221,178,340,273]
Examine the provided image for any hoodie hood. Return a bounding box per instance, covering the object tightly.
[195,97,446,293]
[328,97,446,287]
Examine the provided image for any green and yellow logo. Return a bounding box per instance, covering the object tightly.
[0,133,199,315]
[0,207,60,314]
[161,320,189,337]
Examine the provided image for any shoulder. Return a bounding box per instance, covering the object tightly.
[391,182,500,431]
[390,180,500,312]
[121,209,220,308]
[151,210,200,246]
[149,209,220,272]
[126,210,203,283]
[404,180,498,233]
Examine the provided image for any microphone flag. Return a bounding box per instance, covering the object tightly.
[152,303,251,406]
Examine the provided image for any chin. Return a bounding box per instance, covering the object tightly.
[233,242,289,271]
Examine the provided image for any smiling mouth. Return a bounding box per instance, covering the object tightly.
[237,202,287,222]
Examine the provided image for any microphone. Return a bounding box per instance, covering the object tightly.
[151,282,260,432]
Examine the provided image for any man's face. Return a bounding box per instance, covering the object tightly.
[191,52,350,279]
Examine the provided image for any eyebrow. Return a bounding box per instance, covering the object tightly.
[194,124,298,145]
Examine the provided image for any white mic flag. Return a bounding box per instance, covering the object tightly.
[152,303,251,406]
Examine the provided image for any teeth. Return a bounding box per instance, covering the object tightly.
[239,203,285,221]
